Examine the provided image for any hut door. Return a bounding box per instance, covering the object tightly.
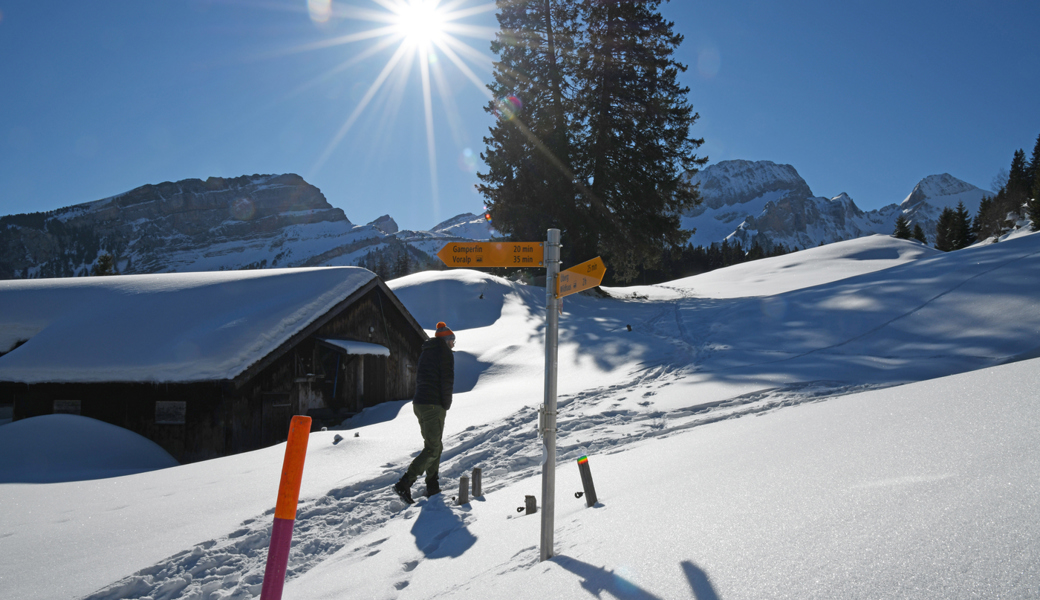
[363,355,387,409]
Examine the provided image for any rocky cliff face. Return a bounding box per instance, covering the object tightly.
[692,159,813,211]
[684,160,989,251]
[0,174,359,278]
[0,175,501,280]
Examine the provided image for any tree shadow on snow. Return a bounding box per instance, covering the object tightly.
[554,555,663,599]
[553,556,721,600]
[681,561,721,600]
[409,495,476,559]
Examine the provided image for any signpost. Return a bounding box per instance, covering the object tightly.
[437,232,604,562]
[436,241,544,268]
[557,256,606,298]
[540,229,560,562]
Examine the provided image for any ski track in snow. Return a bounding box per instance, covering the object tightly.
[82,291,888,600]
[81,374,873,599]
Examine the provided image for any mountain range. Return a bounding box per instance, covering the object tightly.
[683,160,991,251]
[0,161,994,279]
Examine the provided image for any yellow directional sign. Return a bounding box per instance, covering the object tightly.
[557,256,606,298]
[437,241,544,268]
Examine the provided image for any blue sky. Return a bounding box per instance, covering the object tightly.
[1,0,1038,232]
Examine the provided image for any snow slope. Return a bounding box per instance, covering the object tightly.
[1,233,1039,600]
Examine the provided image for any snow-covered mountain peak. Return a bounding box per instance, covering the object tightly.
[428,212,495,240]
[367,215,399,234]
[901,174,985,209]
[690,160,814,210]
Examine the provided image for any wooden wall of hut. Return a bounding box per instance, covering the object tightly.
[6,381,227,464]
[309,285,423,407]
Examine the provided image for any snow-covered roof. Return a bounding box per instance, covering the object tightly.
[318,339,390,357]
[0,268,377,384]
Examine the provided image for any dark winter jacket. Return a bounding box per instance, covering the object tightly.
[412,337,454,410]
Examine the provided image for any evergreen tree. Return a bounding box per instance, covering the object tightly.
[953,201,975,249]
[1028,133,1040,231]
[1028,193,1040,232]
[91,253,118,276]
[893,214,911,239]
[1025,133,1040,190]
[478,0,581,262]
[1007,149,1029,201]
[394,247,410,279]
[972,196,992,239]
[934,207,956,252]
[912,223,927,244]
[575,0,706,280]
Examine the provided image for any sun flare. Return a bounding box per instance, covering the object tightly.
[391,0,447,47]
[290,0,498,213]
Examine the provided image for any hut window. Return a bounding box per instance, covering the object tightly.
[156,401,187,425]
[53,400,81,415]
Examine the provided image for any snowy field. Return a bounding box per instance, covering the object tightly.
[2,232,1039,599]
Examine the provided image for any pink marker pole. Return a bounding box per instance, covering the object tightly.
[260,415,312,600]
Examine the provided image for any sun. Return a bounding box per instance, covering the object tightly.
[391,0,447,48]
[288,0,498,213]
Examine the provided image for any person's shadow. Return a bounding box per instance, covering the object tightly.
[409,495,477,559]
[553,556,720,600]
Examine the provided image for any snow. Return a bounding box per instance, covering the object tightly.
[2,233,1040,599]
[428,212,497,240]
[0,414,178,483]
[691,159,810,207]
[320,339,391,356]
[0,267,375,383]
[659,234,939,298]
[680,188,791,247]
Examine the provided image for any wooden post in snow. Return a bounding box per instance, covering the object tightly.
[577,455,597,507]
[458,475,469,505]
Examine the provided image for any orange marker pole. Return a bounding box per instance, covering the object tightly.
[260,415,312,600]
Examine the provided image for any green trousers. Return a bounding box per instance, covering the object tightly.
[404,403,446,485]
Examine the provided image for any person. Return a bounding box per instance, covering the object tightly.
[393,321,455,504]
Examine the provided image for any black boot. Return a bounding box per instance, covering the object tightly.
[425,480,441,497]
[393,479,414,504]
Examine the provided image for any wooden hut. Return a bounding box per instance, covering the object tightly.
[0,268,427,463]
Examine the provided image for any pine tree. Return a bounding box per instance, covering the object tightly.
[1028,133,1040,231]
[574,0,706,280]
[953,201,975,249]
[973,196,992,239]
[1007,149,1029,201]
[1028,193,1040,232]
[1028,170,1040,231]
[934,207,956,252]
[893,214,911,239]
[912,223,927,244]
[1025,133,1040,190]
[90,253,118,276]
[478,0,581,262]
[394,247,410,279]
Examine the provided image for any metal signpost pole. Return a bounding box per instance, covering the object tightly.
[540,228,561,562]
